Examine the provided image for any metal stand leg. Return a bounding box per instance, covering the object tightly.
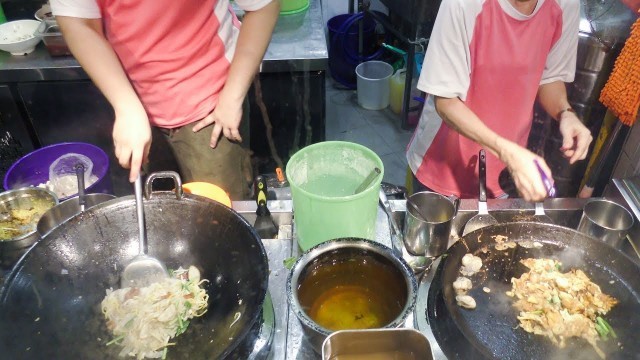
[402,45,415,130]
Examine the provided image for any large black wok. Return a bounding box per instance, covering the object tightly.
[428,222,640,360]
[0,174,269,359]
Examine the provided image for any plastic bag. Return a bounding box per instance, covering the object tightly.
[49,153,93,198]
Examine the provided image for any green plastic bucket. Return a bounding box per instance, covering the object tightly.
[286,141,384,251]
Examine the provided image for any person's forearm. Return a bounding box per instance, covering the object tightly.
[221,1,280,102]
[56,16,142,113]
[537,81,571,121]
[434,96,509,159]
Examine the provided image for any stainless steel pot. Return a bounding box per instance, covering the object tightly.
[0,187,58,269]
[287,238,418,353]
[36,193,116,238]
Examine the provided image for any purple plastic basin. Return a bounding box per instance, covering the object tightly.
[3,142,113,201]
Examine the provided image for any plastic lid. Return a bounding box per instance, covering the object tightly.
[182,182,232,207]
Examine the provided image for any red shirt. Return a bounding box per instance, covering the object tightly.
[406,0,578,198]
[51,0,271,128]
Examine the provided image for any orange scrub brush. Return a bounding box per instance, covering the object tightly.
[578,16,640,198]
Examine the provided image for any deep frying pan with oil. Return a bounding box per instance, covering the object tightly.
[0,174,269,359]
[427,222,640,360]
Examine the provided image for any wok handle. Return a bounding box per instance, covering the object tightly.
[144,171,183,200]
[479,149,487,202]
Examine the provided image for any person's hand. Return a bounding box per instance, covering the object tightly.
[112,101,151,182]
[558,111,593,164]
[191,95,243,148]
[496,138,551,202]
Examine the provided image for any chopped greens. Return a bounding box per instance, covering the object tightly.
[283,257,297,270]
[596,316,617,339]
[106,334,125,346]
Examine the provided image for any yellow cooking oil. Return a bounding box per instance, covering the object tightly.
[309,284,385,330]
[297,253,407,331]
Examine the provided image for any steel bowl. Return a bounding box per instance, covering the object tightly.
[0,187,58,268]
[286,238,418,353]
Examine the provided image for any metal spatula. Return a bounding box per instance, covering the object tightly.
[463,149,498,236]
[532,202,554,223]
[121,174,168,288]
[254,175,278,239]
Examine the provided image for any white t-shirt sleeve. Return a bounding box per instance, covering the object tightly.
[50,0,101,19]
[540,0,579,84]
[417,0,479,101]
[234,0,275,12]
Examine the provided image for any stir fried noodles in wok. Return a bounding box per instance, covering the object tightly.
[102,266,208,359]
[507,258,618,359]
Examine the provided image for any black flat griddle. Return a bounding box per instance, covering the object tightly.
[427,222,640,360]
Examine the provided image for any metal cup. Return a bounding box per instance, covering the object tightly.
[577,199,634,248]
[403,191,458,257]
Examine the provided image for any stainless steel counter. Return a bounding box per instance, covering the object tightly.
[233,196,640,360]
[260,0,328,73]
[1,196,637,358]
[0,0,327,82]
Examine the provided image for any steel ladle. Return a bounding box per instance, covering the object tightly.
[75,163,87,212]
[121,174,168,288]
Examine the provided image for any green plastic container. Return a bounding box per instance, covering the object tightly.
[286,141,384,251]
[280,0,309,14]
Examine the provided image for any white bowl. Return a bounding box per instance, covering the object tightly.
[0,20,43,55]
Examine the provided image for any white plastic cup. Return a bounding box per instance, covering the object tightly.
[355,61,393,110]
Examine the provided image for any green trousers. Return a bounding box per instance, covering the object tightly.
[157,101,253,200]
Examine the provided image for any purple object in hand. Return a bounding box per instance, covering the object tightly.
[3,142,113,201]
[534,159,556,197]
